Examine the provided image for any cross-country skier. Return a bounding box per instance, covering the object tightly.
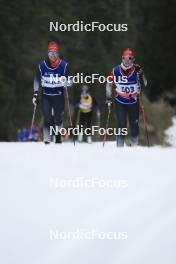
[106,48,147,146]
[75,85,100,143]
[32,41,71,144]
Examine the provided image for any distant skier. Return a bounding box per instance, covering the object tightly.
[17,126,39,142]
[32,41,71,144]
[17,127,29,142]
[75,85,100,143]
[106,48,147,146]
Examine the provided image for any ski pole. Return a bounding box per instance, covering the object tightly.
[96,111,101,141]
[29,104,37,139]
[75,109,80,127]
[65,86,75,146]
[139,96,150,147]
[103,103,111,147]
[137,75,150,147]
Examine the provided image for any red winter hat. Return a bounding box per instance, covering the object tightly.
[122,48,135,57]
[48,41,60,52]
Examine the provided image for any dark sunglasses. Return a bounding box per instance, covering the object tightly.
[122,56,134,60]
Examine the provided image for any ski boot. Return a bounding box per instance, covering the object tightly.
[117,135,125,147]
[130,137,138,146]
[87,136,92,144]
[55,133,62,144]
[78,133,83,142]
[43,126,51,145]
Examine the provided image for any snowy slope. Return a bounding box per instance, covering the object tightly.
[165,116,176,146]
[0,142,176,264]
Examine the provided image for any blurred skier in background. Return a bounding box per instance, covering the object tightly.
[32,41,71,144]
[17,127,29,142]
[75,85,100,143]
[106,48,147,146]
[17,125,39,142]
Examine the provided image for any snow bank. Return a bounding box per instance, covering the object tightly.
[165,116,176,146]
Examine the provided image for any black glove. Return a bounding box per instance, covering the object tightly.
[135,64,145,86]
[135,64,144,75]
[32,92,39,106]
[105,97,113,107]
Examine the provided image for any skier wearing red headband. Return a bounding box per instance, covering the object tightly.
[106,48,147,146]
[32,41,71,144]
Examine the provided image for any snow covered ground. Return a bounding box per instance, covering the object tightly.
[165,116,176,146]
[0,142,176,264]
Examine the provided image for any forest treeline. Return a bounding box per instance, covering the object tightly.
[0,0,175,140]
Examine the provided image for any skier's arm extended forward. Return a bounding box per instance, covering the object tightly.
[106,82,113,98]
[64,63,73,88]
[34,67,41,93]
[32,67,41,106]
[135,64,147,89]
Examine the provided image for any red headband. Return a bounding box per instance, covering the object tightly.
[122,48,134,57]
[48,42,59,52]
